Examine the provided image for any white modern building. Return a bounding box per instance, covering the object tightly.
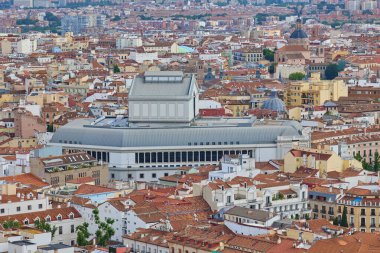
[198,178,309,219]
[116,35,143,49]
[49,71,308,182]
[224,206,280,236]
[208,154,259,181]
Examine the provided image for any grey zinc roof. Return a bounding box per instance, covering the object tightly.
[128,73,195,100]
[225,206,272,222]
[50,118,303,148]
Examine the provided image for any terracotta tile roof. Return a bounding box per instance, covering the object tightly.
[310,186,342,195]
[75,184,116,195]
[70,196,96,209]
[0,173,49,188]
[308,232,380,253]
[0,207,81,224]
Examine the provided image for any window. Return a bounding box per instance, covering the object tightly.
[38,204,43,209]
[28,205,32,210]
[59,226,63,235]
[152,173,157,178]
[71,224,75,233]
[164,173,169,177]
[46,216,51,222]
[24,219,29,225]
[139,173,144,179]
[17,206,20,212]
[69,213,74,219]
[57,215,62,221]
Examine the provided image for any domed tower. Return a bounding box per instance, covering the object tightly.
[289,18,309,49]
[262,90,286,113]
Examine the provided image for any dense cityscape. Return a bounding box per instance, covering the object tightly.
[0,0,379,252]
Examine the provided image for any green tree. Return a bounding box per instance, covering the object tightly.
[372,151,380,172]
[341,206,348,227]
[337,59,346,71]
[268,63,275,74]
[289,72,306,80]
[76,222,91,246]
[238,0,248,5]
[34,219,57,238]
[305,214,310,220]
[113,65,121,73]
[111,15,121,21]
[263,48,274,62]
[333,217,339,225]
[325,63,339,80]
[93,209,115,247]
[2,220,20,229]
[355,152,363,162]
[47,124,54,132]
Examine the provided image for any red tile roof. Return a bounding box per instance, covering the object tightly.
[0,173,49,188]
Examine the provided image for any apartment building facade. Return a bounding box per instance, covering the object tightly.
[30,152,108,186]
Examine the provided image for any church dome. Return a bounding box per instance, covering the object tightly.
[290,18,308,39]
[262,90,286,112]
[290,29,308,39]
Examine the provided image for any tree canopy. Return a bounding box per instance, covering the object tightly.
[76,222,91,246]
[93,208,115,247]
[263,48,274,62]
[325,63,339,80]
[2,220,20,229]
[289,72,305,80]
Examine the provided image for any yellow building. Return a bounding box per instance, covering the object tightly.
[337,186,380,233]
[284,73,348,107]
[0,94,19,106]
[283,147,362,176]
[286,219,346,244]
[26,92,68,107]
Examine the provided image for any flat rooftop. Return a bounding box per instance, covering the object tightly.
[50,117,305,148]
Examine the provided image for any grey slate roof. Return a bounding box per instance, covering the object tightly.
[128,72,195,100]
[50,118,303,148]
[225,206,273,222]
[290,29,308,39]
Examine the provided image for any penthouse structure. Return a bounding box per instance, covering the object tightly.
[50,71,308,182]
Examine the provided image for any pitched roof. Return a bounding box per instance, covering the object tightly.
[0,173,49,188]
[0,207,81,224]
[75,184,116,195]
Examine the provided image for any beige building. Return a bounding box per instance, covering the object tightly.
[30,152,108,187]
[337,185,380,233]
[283,147,362,176]
[284,73,348,107]
[26,91,69,107]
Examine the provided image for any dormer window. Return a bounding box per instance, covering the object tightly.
[45,216,51,222]
[69,213,74,219]
[24,219,29,225]
[57,215,62,221]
